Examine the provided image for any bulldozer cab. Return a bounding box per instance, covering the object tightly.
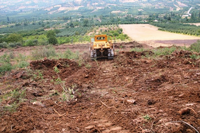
[94,35,107,42]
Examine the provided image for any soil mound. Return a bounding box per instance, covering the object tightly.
[30,58,79,70]
[1,45,200,133]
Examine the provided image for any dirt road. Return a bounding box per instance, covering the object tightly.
[0,42,200,133]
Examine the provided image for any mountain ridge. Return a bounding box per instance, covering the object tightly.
[0,0,199,16]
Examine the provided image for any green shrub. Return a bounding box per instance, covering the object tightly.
[31,46,56,60]
[48,36,58,45]
[6,42,22,48]
[38,40,48,45]
[153,46,176,56]
[3,89,26,112]
[6,33,23,43]
[0,42,8,48]
[8,43,17,48]
[64,49,79,60]
[26,40,34,46]
[0,62,12,74]
[32,39,38,45]
[15,42,22,47]
[0,53,12,62]
[189,41,200,52]
[17,61,29,68]
[131,47,145,52]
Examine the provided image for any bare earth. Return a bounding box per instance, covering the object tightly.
[1,25,200,133]
[119,24,200,47]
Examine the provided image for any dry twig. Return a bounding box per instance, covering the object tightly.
[172,121,199,133]
[53,108,66,117]
[100,100,111,108]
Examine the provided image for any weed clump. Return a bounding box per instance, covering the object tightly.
[31,45,56,60]
[189,40,200,53]
[0,53,13,74]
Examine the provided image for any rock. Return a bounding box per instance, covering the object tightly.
[119,130,130,133]
[0,126,6,132]
[178,93,185,98]
[110,126,122,131]
[126,99,136,104]
[164,122,183,132]
[186,103,196,106]
[85,125,95,130]
[82,84,89,88]
[178,107,197,116]
[97,123,105,128]
[196,73,200,76]
[85,75,89,78]
[142,129,151,133]
[104,122,113,127]
[194,81,198,84]
[33,101,45,107]
[102,129,110,133]
[30,130,45,133]
[147,99,155,105]
[186,129,194,133]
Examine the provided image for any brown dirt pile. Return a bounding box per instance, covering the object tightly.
[1,47,200,133]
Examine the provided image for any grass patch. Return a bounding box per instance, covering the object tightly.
[143,115,151,121]
[0,89,26,113]
[131,47,145,52]
[56,49,80,60]
[153,46,177,56]
[0,53,13,74]
[189,40,200,53]
[16,61,29,68]
[31,45,56,60]
[63,49,79,60]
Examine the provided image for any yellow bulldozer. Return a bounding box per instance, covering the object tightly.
[89,34,114,60]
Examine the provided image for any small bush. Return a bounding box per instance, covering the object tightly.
[0,53,11,62]
[15,42,22,47]
[26,40,34,46]
[131,47,145,52]
[0,42,8,48]
[8,43,17,48]
[0,62,12,74]
[189,41,200,52]
[32,39,38,45]
[38,40,48,46]
[153,46,176,56]
[3,89,26,112]
[31,46,56,60]
[17,61,29,68]
[48,36,58,45]
[6,42,21,48]
[64,49,79,60]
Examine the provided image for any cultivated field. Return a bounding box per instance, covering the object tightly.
[119,24,200,47]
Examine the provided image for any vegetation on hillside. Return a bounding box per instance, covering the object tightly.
[0,0,200,49]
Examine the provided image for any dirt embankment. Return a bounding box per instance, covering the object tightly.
[0,42,200,133]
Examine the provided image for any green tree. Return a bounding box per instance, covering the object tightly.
[83,19,89,27]
[7,17,10,23]
[69,22,74,28]
[46,30,56,38]
[48,36,58,45]
[6,34,23,43]
[46,30,58,45]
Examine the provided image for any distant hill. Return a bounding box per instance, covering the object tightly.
[0,0,200,15]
